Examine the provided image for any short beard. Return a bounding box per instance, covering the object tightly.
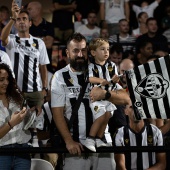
[69,57,88,72]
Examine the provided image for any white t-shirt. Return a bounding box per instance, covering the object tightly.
[76,25,100,43]
[0,50,14,76]
[100,0,129,23]
[5,34,49,92]
[132,1,158,18]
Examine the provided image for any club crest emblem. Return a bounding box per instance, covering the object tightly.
[32,43,36,47]
[94,106,99,112]
[68,78,73,85]
[108,65,113,72]
[135,73,169,99]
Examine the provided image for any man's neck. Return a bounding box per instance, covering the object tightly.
[119,32,128,38]
[129,120,145,133]
[32,16,43,26]
[18,32,30,38]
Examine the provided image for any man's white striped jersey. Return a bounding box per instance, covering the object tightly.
[5,34,49,92]
[0,50,14,76]
[88,60,121,90]
[51,64,112,144]
[114,124,163,170]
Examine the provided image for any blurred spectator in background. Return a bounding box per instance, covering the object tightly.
[76,10,100,43]
[0,22,5,51]
[136,17,169,55]
[0,5,17,34]
[132,12,148,38]
[109,43,123,72]
[132,0,161,18]
[100,0,130,35]
[109,19,136,53]
[161,5,170,31]
[27,1,54,74]
[100,27,109,40]
[51,0,76,43]
[134,41,153,66]
[74,0,99,25]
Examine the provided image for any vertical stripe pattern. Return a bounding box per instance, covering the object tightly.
[126,55,170,119]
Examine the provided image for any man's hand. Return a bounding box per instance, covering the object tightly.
[66,139,84,156]
[90,86,105,102]
[12,0,20,19]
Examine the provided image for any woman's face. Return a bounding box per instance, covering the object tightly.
[0,69,9,95]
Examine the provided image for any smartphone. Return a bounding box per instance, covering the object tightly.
[15,0,22,8]
[22,99,27,109]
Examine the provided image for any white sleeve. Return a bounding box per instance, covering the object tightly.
[88,63,94,78]
[51,72,66,108]
[149,1,159,10]
[39,39,50,65]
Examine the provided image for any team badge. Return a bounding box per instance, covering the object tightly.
[125,139,129,145]
[94,106,99,113]
[93,68,98,74]
[135,73,169,99]
[32,43,36,47]
[147,135,153,145]
[68,78,73,85]
[108,65,113,72]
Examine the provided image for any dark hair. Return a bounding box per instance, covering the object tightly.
[139,41,152,50]
[0,6,9,13]
[66,32,86,47]
[19,9,32,21]
[137,12,147,19]
[146,17,157,25]
[119,18,128,23]
[0,63,23,107]
[110,43,123,54]
[87,9,97,17]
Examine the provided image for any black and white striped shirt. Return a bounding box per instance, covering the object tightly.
[51,64,112,144]
[108,34,136,52]
[5,34,49,92]
[114,124,163,170]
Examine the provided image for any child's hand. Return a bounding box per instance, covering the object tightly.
[112,75,120,83]
[100,79,110,86]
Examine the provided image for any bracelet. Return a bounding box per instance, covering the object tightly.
[8,121,13,129]
[10,17,16,21]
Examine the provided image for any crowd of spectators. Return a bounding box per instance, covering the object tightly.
[0,0,170,170]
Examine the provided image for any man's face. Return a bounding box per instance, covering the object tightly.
[140,42,153,58]
[0,11,9,21]
[119,21,129,34]
[15,13,31,33]
[147,20,158,34]
[87,13,97,26]
[66,39,88,71]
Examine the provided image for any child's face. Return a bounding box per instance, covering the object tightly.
[141,2,148,8]
[92,42,109,63]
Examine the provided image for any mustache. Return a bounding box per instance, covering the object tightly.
[75,56,86,61]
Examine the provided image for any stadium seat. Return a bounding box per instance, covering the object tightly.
[31,158,54,170]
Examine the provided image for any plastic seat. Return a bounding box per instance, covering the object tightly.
[31,158,54,170]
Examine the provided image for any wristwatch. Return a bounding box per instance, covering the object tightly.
[105,90,111,100]
[42,87,48,92]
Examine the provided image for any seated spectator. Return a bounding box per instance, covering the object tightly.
[161,5,170,32]
[114,101,166,170]
[75,10,100,43]
[109,43,123,72]
[132,0,161,18]
[100,27,109,40]
[134,41,153,66]
[0,5,17,34]
[132,12,148,38]
[109,19,136,53]
[0,63,32,170]
[136,17,169,55]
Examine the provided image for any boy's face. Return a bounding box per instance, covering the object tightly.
[91,42,109,63]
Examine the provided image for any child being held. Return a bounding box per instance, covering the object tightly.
[84,38,120,152]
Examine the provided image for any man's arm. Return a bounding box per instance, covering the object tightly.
[147,152,166,170]
[53,1,77,11]
[1,0,20,46]
[100,2,105,21]
[52,107,83,155]
[39,64,48,95]
[90,86,130,105]
[114,154,127,170]
[124,1,130,22]
[42,36,54,49]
